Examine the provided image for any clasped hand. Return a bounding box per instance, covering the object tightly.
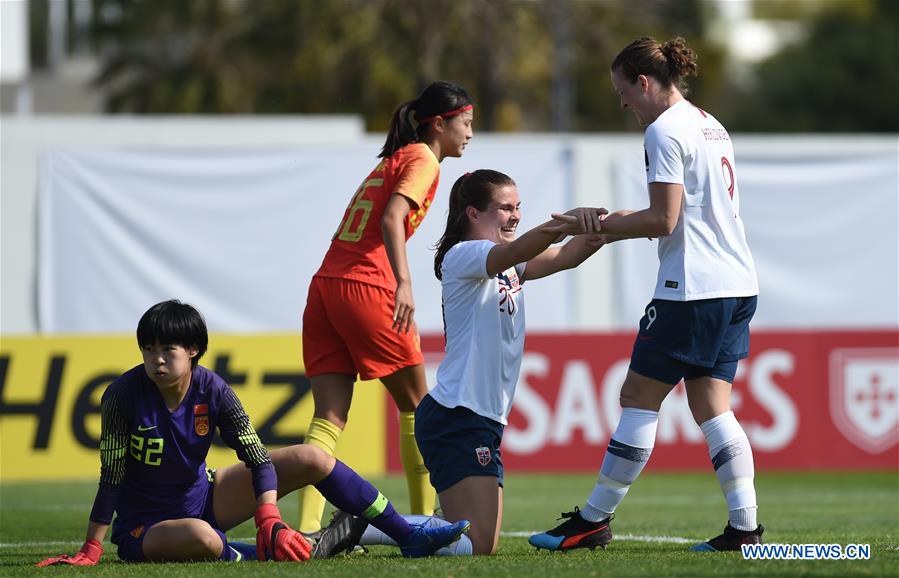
[546,207,608,239]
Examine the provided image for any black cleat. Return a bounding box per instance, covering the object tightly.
[529,507,613,552]
[690,523,764,552]
[311,510,370,558]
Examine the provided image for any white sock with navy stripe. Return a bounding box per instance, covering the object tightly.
[700,411,758,531]
[581,408,659,523]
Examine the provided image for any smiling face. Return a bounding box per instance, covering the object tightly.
[142,342,198,391]
[436,109,474,158]
[466,184,521,244]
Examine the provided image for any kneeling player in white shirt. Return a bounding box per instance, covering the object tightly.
[320,171,605,557]
[407,169,607,555]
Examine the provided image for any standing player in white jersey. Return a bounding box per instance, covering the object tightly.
[529,36,763,553]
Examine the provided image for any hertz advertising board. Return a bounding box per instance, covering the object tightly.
[0,335,385,481]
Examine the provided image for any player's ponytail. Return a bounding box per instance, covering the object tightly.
[380,81,473,158]
[433,169,516,280]
[660,37,698,83]
[380,99,419,159]
[612,36,698,95]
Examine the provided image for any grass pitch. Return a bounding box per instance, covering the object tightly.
[2,471,896,577]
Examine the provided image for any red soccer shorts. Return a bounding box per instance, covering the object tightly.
[302,276,423,380]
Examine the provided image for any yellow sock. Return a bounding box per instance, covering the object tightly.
[297,417,342,534]
[399,411,435,515]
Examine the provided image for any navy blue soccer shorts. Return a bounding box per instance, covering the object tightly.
[111,469,219,562]
[629,296,757,385]
[414,394,504,493]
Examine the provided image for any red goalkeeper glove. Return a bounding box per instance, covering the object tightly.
[254,503,311,562]
[36,539,102,567]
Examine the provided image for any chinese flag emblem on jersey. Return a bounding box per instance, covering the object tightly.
[194,404,210,436]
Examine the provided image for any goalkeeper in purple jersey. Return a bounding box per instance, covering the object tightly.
[36,300,469,567]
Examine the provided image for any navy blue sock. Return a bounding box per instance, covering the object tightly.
[315,459,413,543]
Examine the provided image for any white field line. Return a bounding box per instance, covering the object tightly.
[5,491,891,511]
[501,531,694,544]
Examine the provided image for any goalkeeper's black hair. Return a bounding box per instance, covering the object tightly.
[433,169,516,280]
[380,81,472,158]
[136,299,208,367]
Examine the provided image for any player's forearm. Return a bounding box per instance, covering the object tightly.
[256,489,278,507]
[218,388,278,497]
[528,236,603,280]
[556,235,605,270]
[85,520,108,544]
[597,208,670,238]
[596,211,632,244]
[381,213,412,284]
[487,221,559,276]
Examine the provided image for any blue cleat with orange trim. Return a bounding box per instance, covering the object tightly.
[529,508,612,552]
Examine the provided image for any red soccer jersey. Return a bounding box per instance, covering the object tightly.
[314,143,440,291]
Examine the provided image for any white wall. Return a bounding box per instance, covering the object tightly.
[1,116,364,333]
[2,117,896,334]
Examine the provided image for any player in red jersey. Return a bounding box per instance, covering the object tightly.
[298,81,474,536]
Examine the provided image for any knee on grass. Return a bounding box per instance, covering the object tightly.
[467,526,498,556]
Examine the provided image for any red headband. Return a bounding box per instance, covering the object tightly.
[416,104,473,124]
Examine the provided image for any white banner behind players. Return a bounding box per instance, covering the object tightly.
[37,136,897,333]
[37,139,571,332]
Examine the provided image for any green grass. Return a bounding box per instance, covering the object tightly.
[2,471,897,577]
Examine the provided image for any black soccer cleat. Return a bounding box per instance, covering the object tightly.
[529,507,613,552]
[311,510,370,558]
[690,523,764,552]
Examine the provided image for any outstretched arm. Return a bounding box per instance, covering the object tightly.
[522,233,606,281]
[36,523,106,566]
[595,183,682,239]
[594,210,635,245]
[486,208,605,276]
[36,387,128,567]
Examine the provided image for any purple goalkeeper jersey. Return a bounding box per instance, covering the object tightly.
[89,364,276,530]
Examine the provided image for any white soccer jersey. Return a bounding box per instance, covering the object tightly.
[644,99,759,301]
[429,240,526,425]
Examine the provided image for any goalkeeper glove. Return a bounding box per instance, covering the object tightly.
[36,539,102,567]
[254,503,311,562]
